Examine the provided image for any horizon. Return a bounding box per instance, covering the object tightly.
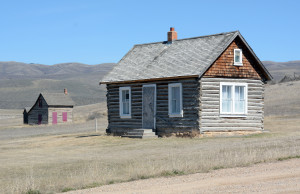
[1,0,299,65]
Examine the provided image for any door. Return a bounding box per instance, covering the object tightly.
[52,112,57,124]
[142,85,156,129]
[38,114,42,125]
[62,112,67,122]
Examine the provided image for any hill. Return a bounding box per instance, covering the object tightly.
[0,60,299,109]
[262,60,300,81]
[0,62,115,109]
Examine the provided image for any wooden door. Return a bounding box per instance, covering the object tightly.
[142,85,156,129]
[38,114,42,125]
[52,112,57,124]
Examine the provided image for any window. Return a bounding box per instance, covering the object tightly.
[234,49,243,66]
[220,82,247,116]
[38,99,43,107]
[119,87,131,118]
[168,83,183,117]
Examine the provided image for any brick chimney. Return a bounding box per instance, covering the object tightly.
[168,27,177,42]
[64,88,68,95]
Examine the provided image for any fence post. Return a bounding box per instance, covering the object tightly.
[95,118,98,132]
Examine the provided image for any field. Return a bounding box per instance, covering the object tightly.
[0,81,299,193]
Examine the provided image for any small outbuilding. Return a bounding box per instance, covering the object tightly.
[100,28,272,137]
[24,89,74,125]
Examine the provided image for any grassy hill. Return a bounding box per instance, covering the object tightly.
[262,60,300,81]
[0,60,299,109]
[0,62,114,109]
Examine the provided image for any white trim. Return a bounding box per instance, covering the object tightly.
[220,82,248,116]
[168,83,183,117]
[119,86,131,118]
[234,49,243,66]
[142,84,157,129]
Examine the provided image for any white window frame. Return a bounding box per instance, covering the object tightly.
[168,83,183,117]
[234,49,243,66]
[119,87,131,118]
[220,82,248,117]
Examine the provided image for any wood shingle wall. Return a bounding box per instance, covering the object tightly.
[204,37,265,80]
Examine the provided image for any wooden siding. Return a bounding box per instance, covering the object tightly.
[48,107,73,124]
[28,95,48,125]
[199,77,264,132]
[204,37,265,80]
[106,78,200,136]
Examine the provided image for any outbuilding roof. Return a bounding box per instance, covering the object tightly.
[100,30,272,84]
[41,93,75,106]
[26,92,74,114]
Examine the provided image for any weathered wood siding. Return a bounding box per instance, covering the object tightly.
[199,77,264,132]
[204,37,265,80]
[48,107,73,124]
[106,78,200,136]
[28,95,48,125]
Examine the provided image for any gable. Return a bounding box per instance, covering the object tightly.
[203,37,266,80]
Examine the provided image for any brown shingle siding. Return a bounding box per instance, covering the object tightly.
[204,38,263,79]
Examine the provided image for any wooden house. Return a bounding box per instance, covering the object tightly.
[100,28,272,137]
[24,89,74,125]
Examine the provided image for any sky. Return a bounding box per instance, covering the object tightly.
[0,0,299,65]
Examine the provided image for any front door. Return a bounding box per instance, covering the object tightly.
[52,112,57,124]
[38,114,42,125]
[142,85,156,129]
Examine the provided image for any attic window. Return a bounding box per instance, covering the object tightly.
[38,99,43,107]
[234,49,243,66]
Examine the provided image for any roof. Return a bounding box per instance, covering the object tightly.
[100,31,272,84]
[41,93,75,106]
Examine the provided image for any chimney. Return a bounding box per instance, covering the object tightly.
[64,88,68,95]
[168,27,177,42]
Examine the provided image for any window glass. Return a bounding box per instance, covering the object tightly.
[171,86,180,114]
[122,90,129,114]
[235,50,241,63]
[235,86,245,113]
[119,87,131,117]
[222,85,232,112]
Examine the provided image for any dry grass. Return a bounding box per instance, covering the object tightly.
[0,118,299,194]
[0,82,299,193]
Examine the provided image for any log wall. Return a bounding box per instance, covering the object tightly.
[106,78,200,136]
[199,77,264,132]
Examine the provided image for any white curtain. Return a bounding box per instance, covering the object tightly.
[235,86,245,113]
[122,90,129,114]
[222,85,232,112]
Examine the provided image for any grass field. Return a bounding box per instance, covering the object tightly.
[0,81,299,194]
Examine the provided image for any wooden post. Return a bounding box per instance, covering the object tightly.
[95,118,98,132]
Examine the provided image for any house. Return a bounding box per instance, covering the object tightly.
[100,28,272,137]
[24,89,74,125]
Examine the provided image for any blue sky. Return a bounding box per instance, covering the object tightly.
[0,0,299,65]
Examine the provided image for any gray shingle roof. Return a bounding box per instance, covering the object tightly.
[100,30,272,84]
[41,93,74,106]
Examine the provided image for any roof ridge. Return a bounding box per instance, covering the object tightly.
[134,30,239,46]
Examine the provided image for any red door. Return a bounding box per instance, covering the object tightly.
[38,114,42,125]
[62,112,67,122]
[52,112,57,124]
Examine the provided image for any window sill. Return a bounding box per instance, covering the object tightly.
[120,115,131,119]
[234,63,243,66]
[169,113,183,118]
[220,114,247,118]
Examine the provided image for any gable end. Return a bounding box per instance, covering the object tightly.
[203,36,267,81]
